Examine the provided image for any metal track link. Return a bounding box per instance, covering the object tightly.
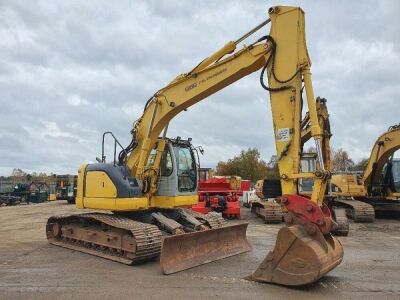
[185,209,227,228]
[261,202,283,223]
[333,198,375,223]
[251,200,282,223]
[203,214,227,228]
[46,213,162,264]
[331,208,349,236]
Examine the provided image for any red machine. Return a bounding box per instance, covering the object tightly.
[239,180,251,195]
[192,177,242,219]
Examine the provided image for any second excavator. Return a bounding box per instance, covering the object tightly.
[332,124,400,221]
[46,6,343,286]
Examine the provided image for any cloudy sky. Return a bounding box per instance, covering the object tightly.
[0,0,399,175]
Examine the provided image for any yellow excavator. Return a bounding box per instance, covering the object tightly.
[252,178,284,223]
[331,124,400,221]
[46,6,343,286]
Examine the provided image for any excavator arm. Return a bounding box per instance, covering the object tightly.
[123,6,330,206]
[126,40,271,192]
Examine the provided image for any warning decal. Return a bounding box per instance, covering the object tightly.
[277,128,290,141]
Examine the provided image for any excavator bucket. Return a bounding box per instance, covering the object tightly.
[160,223,251,274]
[249,224,343,286]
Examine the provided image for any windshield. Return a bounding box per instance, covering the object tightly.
[391,159,400,192]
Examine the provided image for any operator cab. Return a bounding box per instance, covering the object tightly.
[82,136,199,203]
[150,137,199,197]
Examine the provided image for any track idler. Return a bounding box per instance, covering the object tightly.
[249,195,343,286]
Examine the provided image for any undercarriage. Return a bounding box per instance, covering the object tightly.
[332,198,375,222]
[46,208,250,273]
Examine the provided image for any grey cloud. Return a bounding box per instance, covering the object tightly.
[0,0,399,175]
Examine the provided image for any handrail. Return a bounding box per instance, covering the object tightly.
[101,131,128,166]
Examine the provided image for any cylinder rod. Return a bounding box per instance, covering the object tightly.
[235,19,271,44]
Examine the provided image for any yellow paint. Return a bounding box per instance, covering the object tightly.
[286,172,316,179]
[81,195,196,211]
[84,197,116,210]
[115,197,149,210]
[331,174,366,197]
[75,164,87,209]
[150,195,198,208]
[85,171,117,198]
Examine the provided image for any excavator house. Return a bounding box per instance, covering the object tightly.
[46,6,343,286]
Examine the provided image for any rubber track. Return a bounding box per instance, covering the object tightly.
[47,213,162,264]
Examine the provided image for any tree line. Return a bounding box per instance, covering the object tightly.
[215,148,368,182]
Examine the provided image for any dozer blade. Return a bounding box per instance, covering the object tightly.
[160,223,251,274]
[249,224,343,286]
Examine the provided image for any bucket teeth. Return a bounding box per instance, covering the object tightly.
[249,224,343,286]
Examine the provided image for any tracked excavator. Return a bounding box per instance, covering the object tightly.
[252,179,283,223]
[46,6,343,286]
[331,124,400,221]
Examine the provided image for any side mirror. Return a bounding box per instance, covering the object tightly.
[199,146,204,155]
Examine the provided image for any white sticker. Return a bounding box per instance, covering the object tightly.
[277,128,290,141]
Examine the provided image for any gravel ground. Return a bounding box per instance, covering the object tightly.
[0,201,400,299]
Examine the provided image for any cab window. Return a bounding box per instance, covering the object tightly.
[174,145,197,192]
[160,147,173,176]
[146,144,173,177]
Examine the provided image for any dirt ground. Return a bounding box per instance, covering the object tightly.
[0,201,400,300]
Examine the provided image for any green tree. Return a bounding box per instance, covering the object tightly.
[215,148,279,183]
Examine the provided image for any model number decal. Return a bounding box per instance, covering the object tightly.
[184,68,227,92]
[185,82,197,92]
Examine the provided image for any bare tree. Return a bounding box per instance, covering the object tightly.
[331,148,354,172]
